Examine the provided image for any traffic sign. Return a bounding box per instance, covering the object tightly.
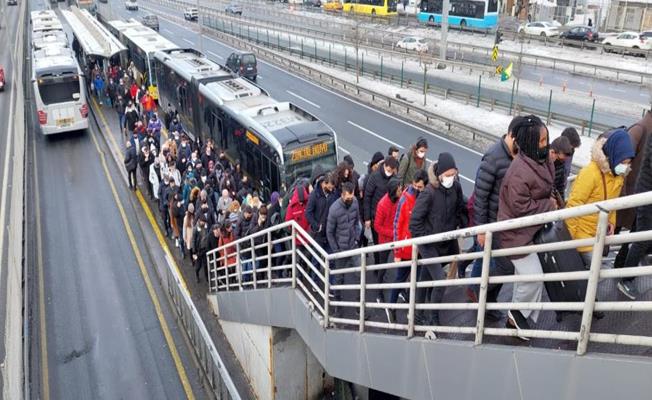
[491,45,499,62]
[495,65,503,75]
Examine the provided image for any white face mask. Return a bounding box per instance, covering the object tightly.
[384,169,393,178]
[416,150,426,159]
[441,175,455,189]
[614,163,630,176]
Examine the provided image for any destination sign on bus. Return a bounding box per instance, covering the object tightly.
[287,142,332,163]
[246,130,260,145]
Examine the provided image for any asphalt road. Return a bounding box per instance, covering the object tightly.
[25,1,204,398]
[103,0,483,194]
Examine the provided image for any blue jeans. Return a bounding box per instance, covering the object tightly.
[470,241,496,295]
[118,113,126,132]
[242,259,259,282]
[388,265,410,304]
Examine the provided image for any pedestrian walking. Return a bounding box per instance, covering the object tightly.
[123,141,138,190]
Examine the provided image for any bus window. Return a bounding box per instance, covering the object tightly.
[38,77,80,105]
[487,0,497,12]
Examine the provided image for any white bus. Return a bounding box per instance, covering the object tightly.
[30,10,58,25]
[31,30,69,50]
[32,46,89,135]
[103,19,177,100]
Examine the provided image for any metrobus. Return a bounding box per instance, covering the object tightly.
[75,0,97,15]
[417,0,498,29]
[32,30,69,50]
[30,10,58,24]
[342,0,397,16]
[32,46,89,135]
[103,19,177,100]
[152,48,339,195]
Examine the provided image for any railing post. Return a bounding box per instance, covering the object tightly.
[474,231,493,345]
[324,257,330,328]
[407,244,419,338]
[223,252,230,292]
[577,211,609,355]
[359,253,366,333]
[267,231,272,288]
[236,242,242,291]
[291,226,297,289]
[251,238,257,289]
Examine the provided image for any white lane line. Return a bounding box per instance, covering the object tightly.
[287,90,321,108]
[207,50,223,60]
[338,146,350,154]
[182,38,195,45]
[257,74,263,79]
[164,28,173,34]
[348,120,403,149]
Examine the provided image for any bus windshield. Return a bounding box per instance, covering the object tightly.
[37,75,80,105]
[283,140,337,186]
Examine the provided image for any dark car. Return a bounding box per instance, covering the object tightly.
[7,0,17,5]
[141,15,159,31]
[560,26,599,42]
[306,0,321,7]
[226,51,257,81]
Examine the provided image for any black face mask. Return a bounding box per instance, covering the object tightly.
[537,146,549,164]
[554,158,564,167]
[343,199,353,208]
[389,191,400,203]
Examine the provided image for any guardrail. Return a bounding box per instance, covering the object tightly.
[162,0,652,83]
[208,191,652,356]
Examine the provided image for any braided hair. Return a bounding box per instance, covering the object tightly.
[513,115,547,162]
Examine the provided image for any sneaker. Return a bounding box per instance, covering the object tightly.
[398,293,407,304]
[507,310,530,341]
[424,330,437,340]
[617,280,639,300]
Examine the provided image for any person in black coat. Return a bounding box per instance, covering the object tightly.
[363,156,398,258]
[305,173,338,253]
[123,141,138,190]
[549,136,574,198]
[138,146,154,198]
[409,153,467,327]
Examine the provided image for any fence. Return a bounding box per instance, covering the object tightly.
[208,191,652,356]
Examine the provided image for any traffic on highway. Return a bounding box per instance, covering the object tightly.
[1,0,652,398]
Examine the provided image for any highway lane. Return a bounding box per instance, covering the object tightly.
[106,0,483,194]
[25,1,204,398]
[139,0,641,132]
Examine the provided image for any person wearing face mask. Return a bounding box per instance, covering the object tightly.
[192,216,211,283]
[549,136,574,199]
[306,173,339,255]
[236,205,257,281]
[326,182,363,318]
[373,178,402,304]
[398,137,428,187]
[124,100,140,138]
[386,169,428,323]
[363,156,399,256]
[218,149,232,171]
[565,128,634,267]
[497,115,557,338]
[409,153,467,329]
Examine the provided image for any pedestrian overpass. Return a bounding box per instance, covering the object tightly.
[207,192,652,399]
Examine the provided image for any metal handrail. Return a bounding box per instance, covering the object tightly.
[208,191,652,355]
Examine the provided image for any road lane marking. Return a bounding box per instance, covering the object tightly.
[33,137,51,400]
[164,28,173,34]
[88,103,195,400]
[338,146,350,154]
[183,38,195,45]
[207,50,223,59]
[287,90,321,108]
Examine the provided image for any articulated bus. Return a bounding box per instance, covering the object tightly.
[75,0,97,15]
[152,48,339,195]
[417,0,498,29]
[31,12,88,135]
[103,19,177,100]
[342,0,397,16]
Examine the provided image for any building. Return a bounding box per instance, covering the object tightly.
[606,0,652,31]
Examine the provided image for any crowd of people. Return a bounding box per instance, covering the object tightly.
[118,78,652,335]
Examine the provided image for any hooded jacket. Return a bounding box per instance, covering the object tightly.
[305,178,339,245]
[473,136,514,226]
[497,154,555,256]
[327,197,362,252]
[285,185,311,245]
[123,145,137,172]
[409,162,467,247]
[617,111,652,229]
[374,191,400,244]
[566,137,624,252]
[397,146,427,187]
[363,168,393,222]
[393,185,419,260]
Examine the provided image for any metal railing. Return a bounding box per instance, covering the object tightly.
[208,191,652,356]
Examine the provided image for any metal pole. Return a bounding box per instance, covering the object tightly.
[423,64,427,106]
[277,32,280,49]
[380,56,383,80]
[267,232,272,288]
[509,80,516,115]
[476,75,482,107]
[329,44,332,65]
[250,238,257,289]
[546,89,553,125]
[401,60,404,88]
[407,245,419,338]
[440,0,450,61]
[361,53,364,80]
[236,242,242,290]
[224,252,230,291]
[474,231,493,345]
[197,0,204,53]
[359,254,366,333]
[301,38,304,59]
[588,98,596,137]
[577,211,610,355]
[291,227,297,289]
[345,48,347,72]
[324,258,330,327]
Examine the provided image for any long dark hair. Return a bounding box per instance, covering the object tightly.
[513,115,547,161]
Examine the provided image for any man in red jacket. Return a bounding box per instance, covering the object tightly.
[386,169,428,323]
[373,178,402,303]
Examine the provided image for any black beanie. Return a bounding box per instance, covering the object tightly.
[387,177,401,197]
[343,155,355,168]
[370,151,384,167]
[436,152,456,175]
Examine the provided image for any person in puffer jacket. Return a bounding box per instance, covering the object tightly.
[373,177,402,302]
[284,183,311,246]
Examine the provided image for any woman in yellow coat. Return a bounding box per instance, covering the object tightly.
[565,129,634,266]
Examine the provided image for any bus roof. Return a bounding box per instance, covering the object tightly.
[154,48,231,83]
[32,19,64,32]
[61,7,127,58]
[30,9,57,24]
[120,26,177,54]
[32,32,69,50]
[105,18,143,32]
[32,47,79,77]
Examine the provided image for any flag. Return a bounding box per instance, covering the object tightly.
[501,62,513,82]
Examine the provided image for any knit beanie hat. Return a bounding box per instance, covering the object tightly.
[436,152,457,175]
[370,151,384,167]
[270,191,280,205]
[602,129,634,172]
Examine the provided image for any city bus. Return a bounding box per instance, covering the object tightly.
[152,48,339,195]
[417,0,498,29]
[32,45,88,135]
[103,19,177,100]
[342,0,397,16]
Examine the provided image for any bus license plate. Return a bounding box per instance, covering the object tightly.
[56,118,73,127]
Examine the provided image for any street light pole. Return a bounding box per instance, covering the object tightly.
[198,0,204,53]
[440,0,449,61]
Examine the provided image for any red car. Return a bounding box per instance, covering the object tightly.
[0,67,5,91]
